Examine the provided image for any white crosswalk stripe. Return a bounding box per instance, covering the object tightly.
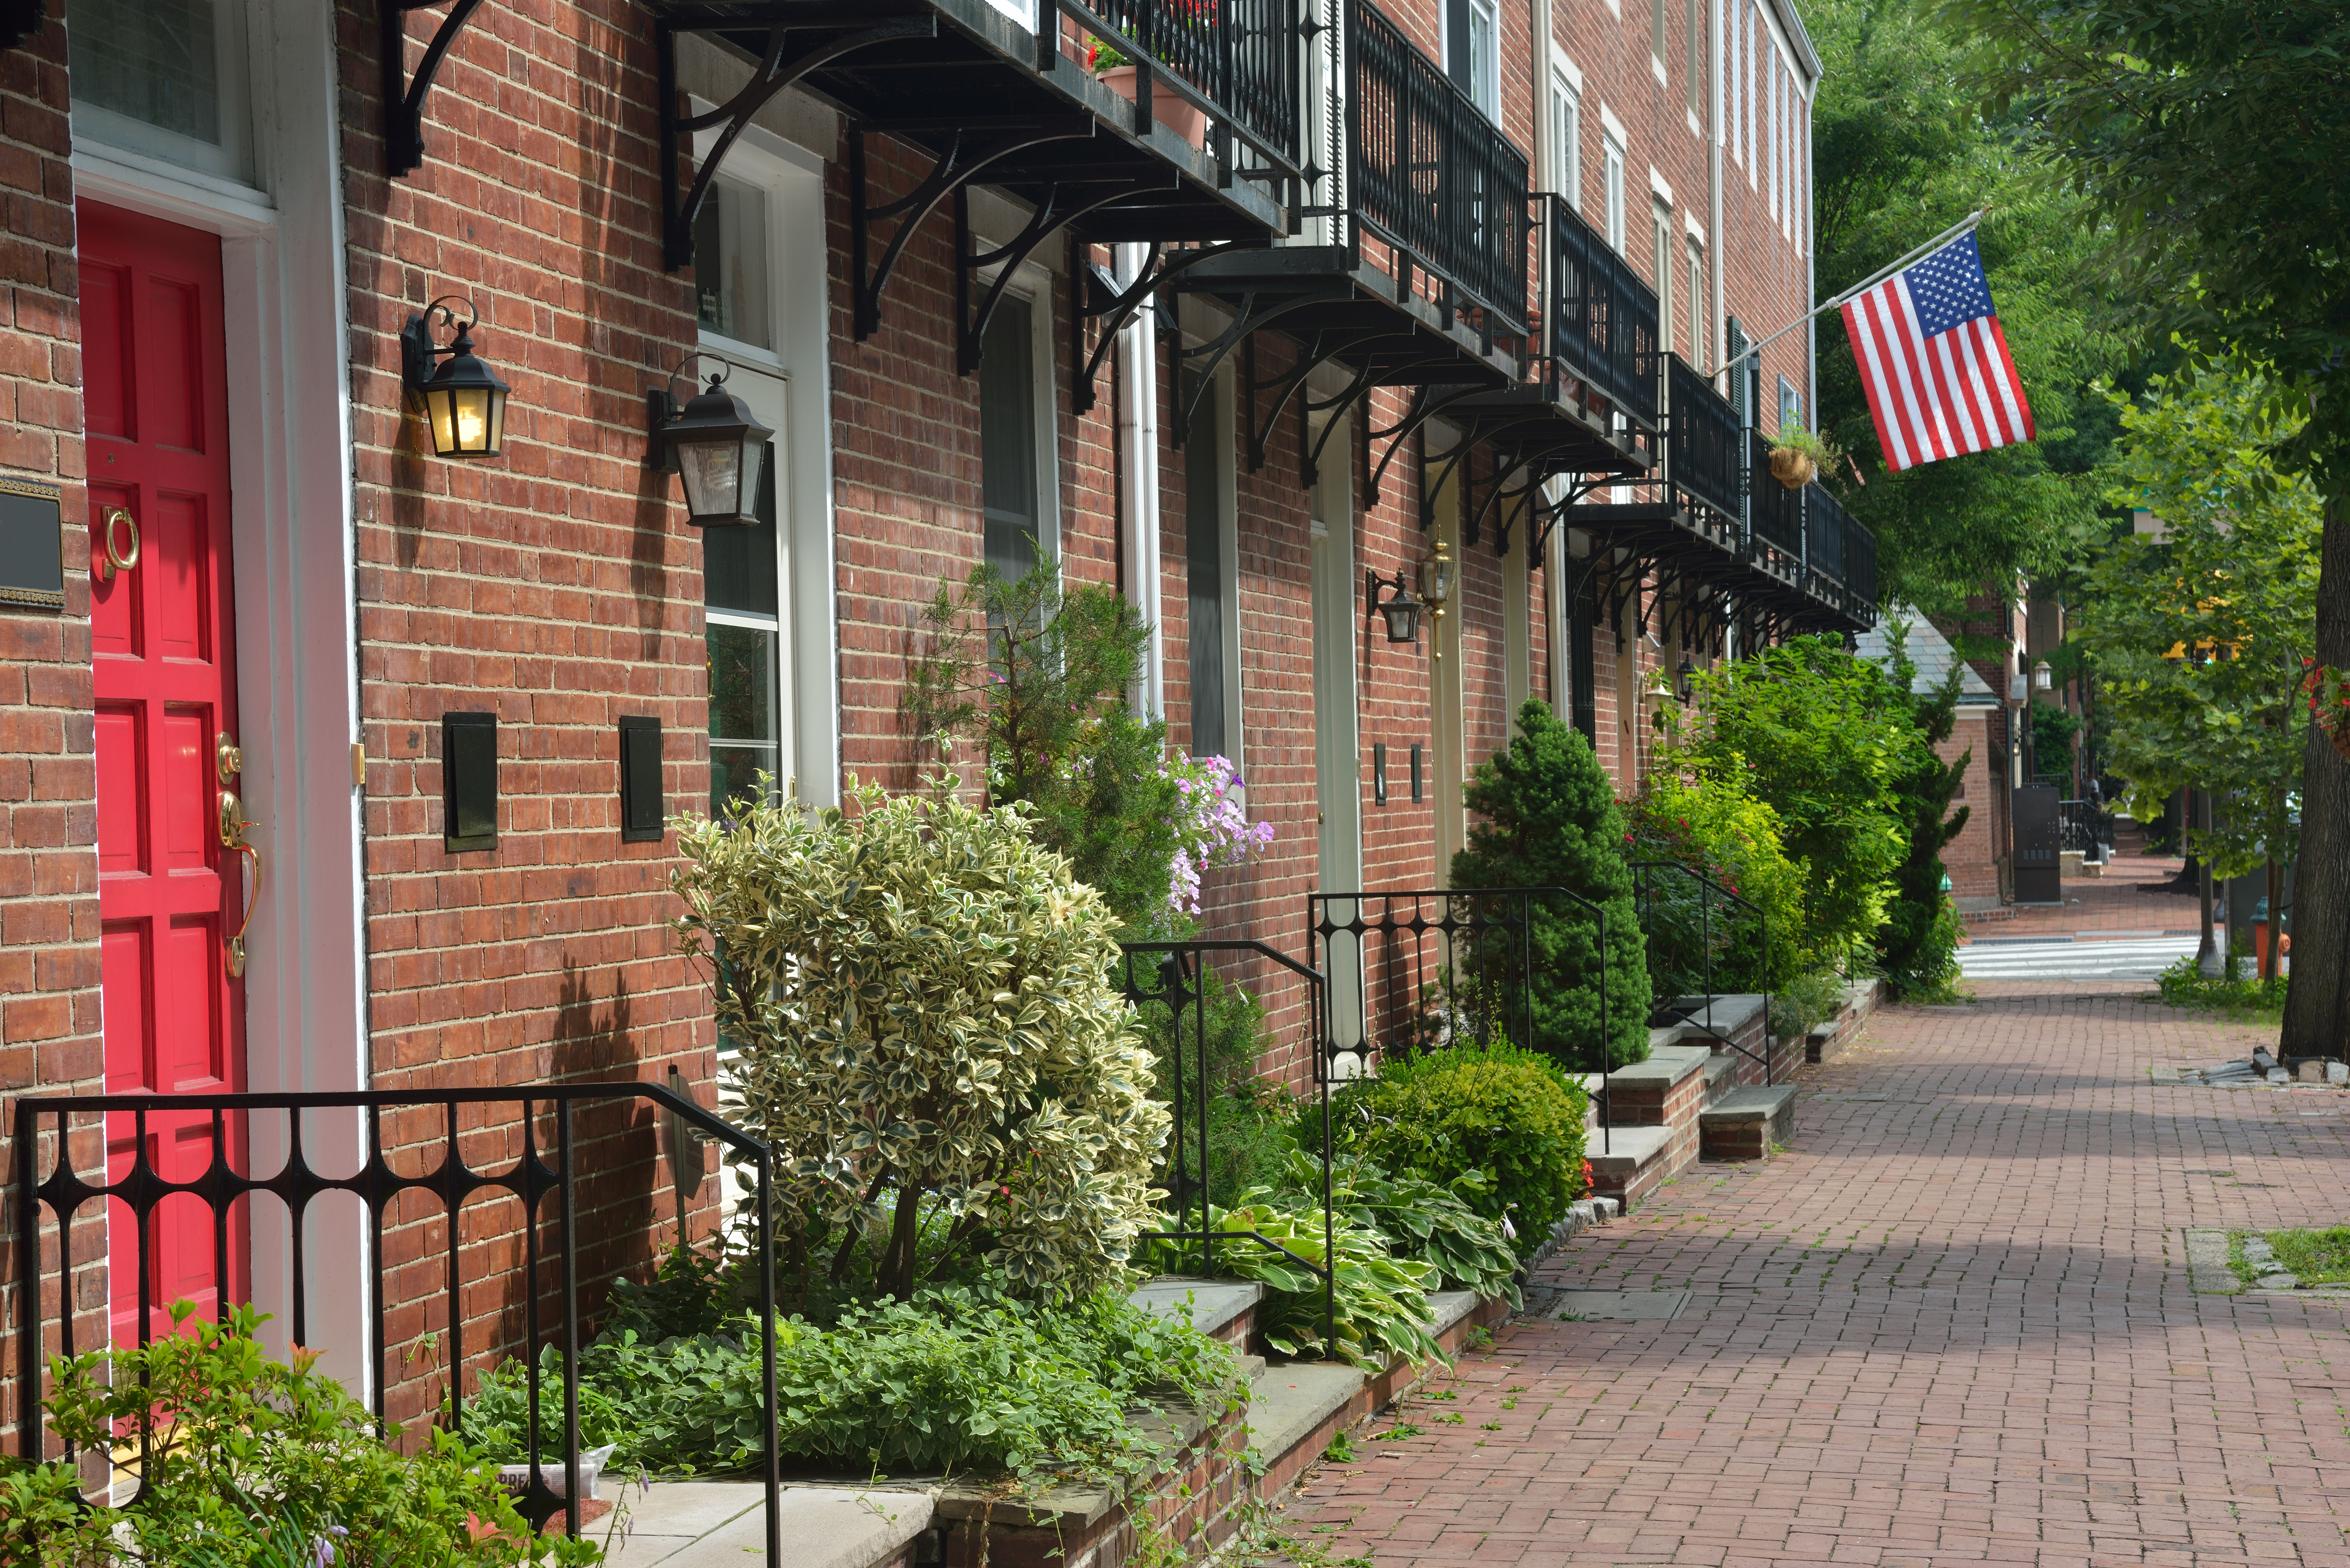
[1956,936,2203,980]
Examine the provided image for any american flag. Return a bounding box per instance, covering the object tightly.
[1839,232,2034,472]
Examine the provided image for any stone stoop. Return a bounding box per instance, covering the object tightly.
[1653,995,1777,1087]
[1698,1084,1799,1161]
[1805,980,1889,1065]
[1130,1278,1260,1349]
[1585,1045,1716,1210]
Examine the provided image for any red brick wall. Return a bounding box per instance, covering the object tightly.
[0,16,98,1447]
[341,0,715,1426]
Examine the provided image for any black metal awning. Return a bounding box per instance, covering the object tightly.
[649,0,1310,365]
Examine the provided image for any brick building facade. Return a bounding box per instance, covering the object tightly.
[2,0,1853,1440]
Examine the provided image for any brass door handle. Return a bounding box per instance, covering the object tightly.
[97,508,140,584]
[217,788,262,980]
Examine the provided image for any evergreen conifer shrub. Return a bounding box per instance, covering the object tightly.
[1449,700,1651,1068]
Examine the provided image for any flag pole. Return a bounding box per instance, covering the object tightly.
[1709,208,1988,380]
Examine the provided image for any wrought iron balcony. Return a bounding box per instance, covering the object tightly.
[1536,193,1661,433]
[1742,432,1877,632]
[1667,356,1741,528]
[1070,0,1304,188]
[1340,0,1530,336]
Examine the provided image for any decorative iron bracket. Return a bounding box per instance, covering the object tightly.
[951,172,1172,375]
[656,5,937,270]
[1367,384,1483,513]
[1068,243,1248,416]
[851,117,1096,343]
[381,0,486,177]
[1167,277,1357,448]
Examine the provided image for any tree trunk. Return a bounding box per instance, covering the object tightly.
[2282,486,2350,1058]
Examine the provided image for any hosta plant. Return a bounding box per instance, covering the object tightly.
[1154,1192,1440,1367]
[672,780,1169,1301]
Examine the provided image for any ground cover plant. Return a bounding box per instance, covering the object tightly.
[466,1269,1239,1488]
[11,1302,593,1567]
[2153,954,2289,1021]
[2233,1226,2350,1287]
[1150,1192,1441,1367]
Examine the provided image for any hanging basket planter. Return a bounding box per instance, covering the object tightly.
[1768,446,1817,489]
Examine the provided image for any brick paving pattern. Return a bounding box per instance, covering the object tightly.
[1271,983,2350,1567]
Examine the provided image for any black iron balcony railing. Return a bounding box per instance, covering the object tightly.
[1838,495,1878,618]
[1668,355,1741,523]
[1069,0,1304,178]
[1538,193,1660,430]
[1748,431,1803,562]
[1806,477,1845,587]
[1344,0,1529,334]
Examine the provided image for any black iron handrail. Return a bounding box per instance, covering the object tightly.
[1668,355,1741,523]
[10,1085,779,1551]
[1343,0,1530,333]
[1119,940,1335,1348]
[1539,192,1660,430]
[1058,0,1310,195]
[1748,431,1803,559]
[1837,495,1877,620]
[1307,886,1615,1149]
[1627,861,1775,1084]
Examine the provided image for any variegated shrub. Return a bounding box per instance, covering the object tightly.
[672,781,1168,1300]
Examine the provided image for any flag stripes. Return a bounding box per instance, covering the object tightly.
[1839,233,2034,473]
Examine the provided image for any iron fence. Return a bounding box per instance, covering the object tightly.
[1628,861,1775,1084]
[1062,0,1307,189]
[1540,192,1660,429]
[1345,0,1529,332]
[2059,798,2113,861]
[1748,431,1803,560]
[1668,355,1742,524]
[1117,941,1334,1346]
[10,1084,778,1550]
[1305,886,1616,1148]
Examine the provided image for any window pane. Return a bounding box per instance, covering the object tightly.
[692,178,771,349]
[704,441,779,616]
[710,744,779,818]
[1186,376,1226,760]
[980,295,1039,579]
[708,623,776,745]
[69,0,221,145]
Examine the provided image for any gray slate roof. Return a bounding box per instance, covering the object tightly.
[1855,612,2001,705]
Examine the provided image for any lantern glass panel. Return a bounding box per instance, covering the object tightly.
[452,386,492,454]
[426,388,455,456]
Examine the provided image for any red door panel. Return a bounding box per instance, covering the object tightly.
[82,200,248,1348]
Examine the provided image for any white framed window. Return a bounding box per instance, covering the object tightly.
[1688,244,1706,372]
[1652,0,1669,65]
[1745,5,1758,185]
[1770,53,1782,225]
[1603,133,1626,253]
[66,0,255,183]
[1550,69,1581,207]
[694,175,773,350]
[1653,202,1675,358]
[1448,0,1502,119]
[978,286,1060,578]
[1686,0,1704,116]
[1778,374,1802,435]
[1182,367,1242,760]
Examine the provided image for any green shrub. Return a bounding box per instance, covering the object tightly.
[2154,954,2288,1017]
[1766,968,1852,1042]
[34,1302,593,1567]
[1872,623,1970,999]
[1151,1192,1440,1367]
[470,1281,1237,1487]
[672,781,1167,1302]
[1625,769,1810,997]
[1323,1041,1589,1258]
[1449,699,1650,1069]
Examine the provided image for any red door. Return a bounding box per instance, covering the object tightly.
[83,201,250,1346]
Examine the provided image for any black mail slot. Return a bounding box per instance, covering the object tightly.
[443,711,497,853]
[619,716,663,842]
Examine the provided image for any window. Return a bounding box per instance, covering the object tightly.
[1778,374,1803,436]
[1686,0,1703,116]
[1448,0,1501,118]
[1652,0,1668,64]
[1688,245,1707,372]
[1603,135,1626,253]
[703,397,785,815]
[1725,317,1755,425]
[1770,53,1782,225]
[1653,204,1674,358]
[1550,70,1581,206]
[980,296,1042,580]
[1744,5,1757,178]
[1731,1,1743,165]
[1185,376,1229,759]
[692,177,772,349]
[66,0,252,181]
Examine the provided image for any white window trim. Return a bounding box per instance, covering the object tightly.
[1599,102,1629,145]
[1685,211,1707,245]
[1551,45,1585,94]
[975,258,1065,569]
[1549,66,1582,206]
[1649,167,1675,206]
[690,111,842,811]
[1602,133,1627,253]
[1446,0,1504,123]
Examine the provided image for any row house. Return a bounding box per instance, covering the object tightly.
[0,0,1866,1440]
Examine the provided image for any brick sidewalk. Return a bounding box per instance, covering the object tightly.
[1269,983,2350,1568]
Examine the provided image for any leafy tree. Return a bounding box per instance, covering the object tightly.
[905,555,1184,934]
[1678,636,1919,966]
[2072,367,2321,974]
[1944,0,2350,1050]
[1808,0,2131,619]
[1623,767,1810,997]
[1449,699,1649,1069]
[672,782,1168,1302]
[1871,623,1970,999]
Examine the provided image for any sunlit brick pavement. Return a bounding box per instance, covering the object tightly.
[1269,983,2350,1568]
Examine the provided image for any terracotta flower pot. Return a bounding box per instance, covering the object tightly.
[1099,66,1208,148]
[1768,446,1817,490]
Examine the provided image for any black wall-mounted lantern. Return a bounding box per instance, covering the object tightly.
[1675,655,1697,703]
[400,297,509,458]
[382,0,488,176]
[647,367,772,528]
[1365,568,1423,645]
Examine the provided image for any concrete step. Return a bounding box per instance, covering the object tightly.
[1130,1277,1262,1346]
[1699,1084,1798,1161]
[1584,1123,1677,1210]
